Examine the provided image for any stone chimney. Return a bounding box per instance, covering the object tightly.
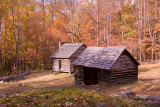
[59,41,66,48]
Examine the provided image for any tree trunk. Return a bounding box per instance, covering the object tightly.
[97,0,99,47]
[71,0,75,43]
[42,0,45,26]
[109,15,112,46]
[51,2,54,29]
[12,0,18,74]
[16,10,20,74]
[107,17,109,46]
[0,15,2,75]
[151,38,154,60]
[103,18,106,47]
[138,0,143,61]
[154,0,157,60]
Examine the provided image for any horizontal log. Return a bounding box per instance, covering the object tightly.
[110,78,137,83]
[111,71,137,75]
[110,77,137,82]
[110,72,137,77]
[111,69,137,73]
[111,68,138,71]
[110,75,137,80]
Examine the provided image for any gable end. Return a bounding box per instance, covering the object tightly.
[110,49,139,70]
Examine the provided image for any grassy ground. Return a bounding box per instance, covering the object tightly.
[0,89,134,107]
[0,62,160,106]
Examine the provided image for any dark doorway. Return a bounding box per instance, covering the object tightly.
[83,67,99,85]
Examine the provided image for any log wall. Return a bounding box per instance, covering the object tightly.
[74,66,84,85]
[110,51,138,85]
[52,44,86,74]
[98,70,110,85]
[70,45,87,73]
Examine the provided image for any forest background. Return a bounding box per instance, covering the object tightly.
[0,0,160,76]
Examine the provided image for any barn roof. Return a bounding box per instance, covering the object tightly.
[73,47,139,70]
[51,43,86,58]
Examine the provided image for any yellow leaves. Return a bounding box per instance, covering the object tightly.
[155,23,160,33]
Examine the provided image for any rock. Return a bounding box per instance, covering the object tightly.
[125,91,136,98]
[92,102,106,107]
[19,83,27,87]
[0,94,6,98]
[91,88,101,93]
[137,96,148,100]
[112,91,128,98]
[145,100,160,107]
[112,91,135,99]
[147,96,160,102]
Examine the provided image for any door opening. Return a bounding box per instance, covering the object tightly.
[83,67,99,85]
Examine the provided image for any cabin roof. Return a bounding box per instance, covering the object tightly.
[73,47,139,70]
[51,43,85,58]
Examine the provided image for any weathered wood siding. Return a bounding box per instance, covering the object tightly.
[52,44,87,73]
[70,58,77,73]
[110,51,138,85]
[98,70,110,85]
[70,45,87,73]
[52,59,70,73]
[74,66,84,85]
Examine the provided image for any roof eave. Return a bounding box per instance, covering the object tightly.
[73,64,110,70]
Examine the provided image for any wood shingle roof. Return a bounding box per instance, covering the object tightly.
[51,43,85,58]
[73,47,139,70]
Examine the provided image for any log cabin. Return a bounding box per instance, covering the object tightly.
[73,47,140,85]
[51,43,87,74]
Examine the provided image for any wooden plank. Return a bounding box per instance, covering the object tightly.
[110,77,137,83]
[110,75,137,80]
[110,73,138,77]
[111,70,137,74]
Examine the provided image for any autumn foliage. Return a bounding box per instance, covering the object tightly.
[0,0,160,76]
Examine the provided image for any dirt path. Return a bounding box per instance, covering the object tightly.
[0,72,75,95]
[0,63,160,96]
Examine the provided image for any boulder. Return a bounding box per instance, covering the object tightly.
[112,91,135,99]
[147,96,160,102]
[145,100,160,107]
[92,88,101,93]
[125,91,136,98]
[137,96,148,100]
[112,91,128,98]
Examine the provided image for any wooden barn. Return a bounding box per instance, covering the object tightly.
[73,47,140,85]
[51,43,87,74]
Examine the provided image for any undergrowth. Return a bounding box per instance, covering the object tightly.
[0,89,133,107]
